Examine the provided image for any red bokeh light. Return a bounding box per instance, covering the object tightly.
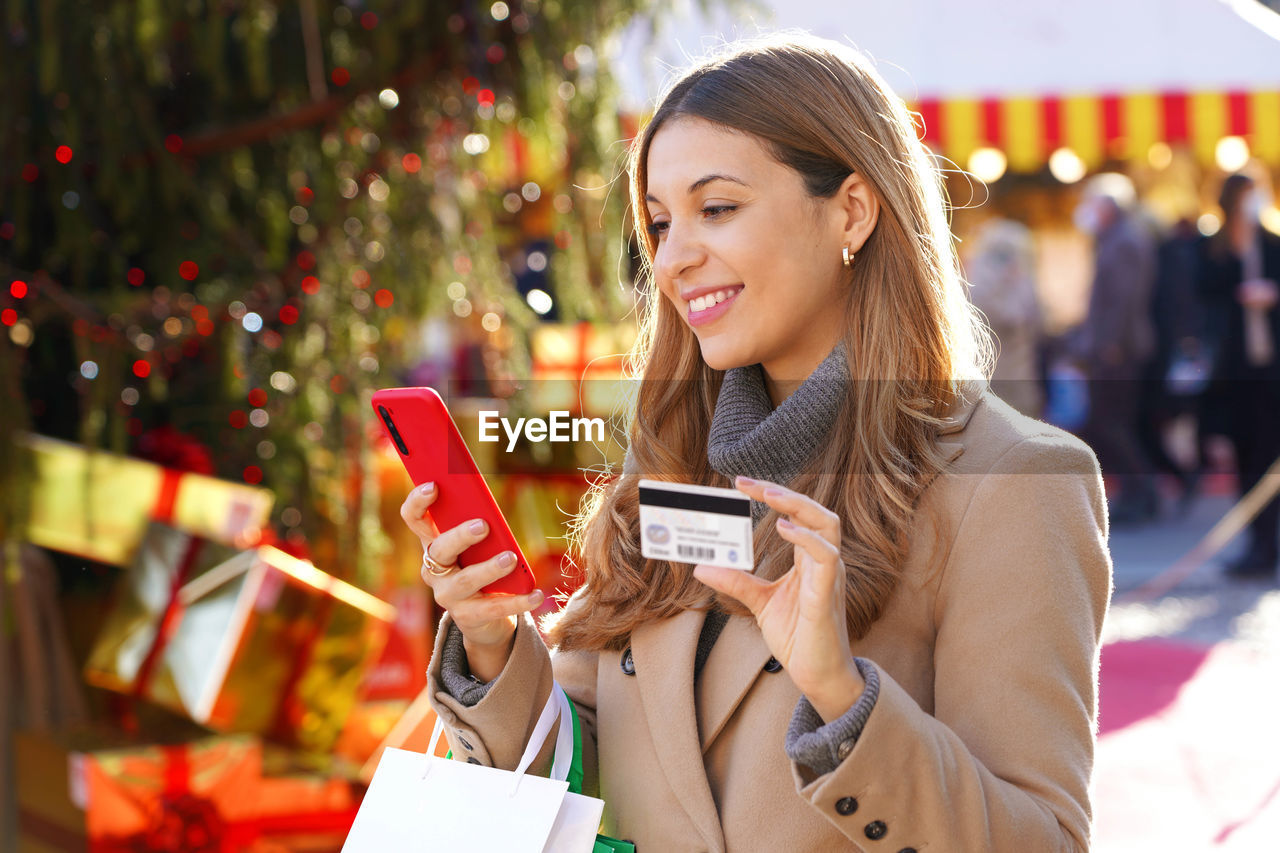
[128,418,144,437]
[374,288,394,308]
[22,164,39,182]
[296,186,314,205]
[196,318,215,336]
[477,88,495,106]
[127,267,146,286]
[351,269,371,289]
[360,11,378,29]
[278,304,299,325]
[330,375,345,393]
[1,309,17,326]
[229,410,248,429]
[401,153,422,174]
[331,67,350,87]
[243,465,263,485]
[296,250,315,271]
[10,280,28,299]
[247,387,268,407]
[0,223,14,240]
[463,77,479,94]
[300,275,320,295]
[55,145,73,164]
[132,359,152,378]
[485,44,505,64]
[179,261,199,281]
[164,135,184,153]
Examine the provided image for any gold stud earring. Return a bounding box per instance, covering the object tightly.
[842,246,855,268]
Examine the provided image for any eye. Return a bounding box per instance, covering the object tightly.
[644,205,737,239]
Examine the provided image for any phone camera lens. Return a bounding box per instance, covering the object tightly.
[378,405,410,456]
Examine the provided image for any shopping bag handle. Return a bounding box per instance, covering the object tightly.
[424,680,576,794]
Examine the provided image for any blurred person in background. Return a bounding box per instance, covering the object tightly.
[1140,216,1209,513]
[966,218,1045,418]
[1199,173,1280,580]
[1069,173,1160,525]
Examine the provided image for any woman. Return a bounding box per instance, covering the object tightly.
[403,34,1111,851]
[1199,173,1280,578]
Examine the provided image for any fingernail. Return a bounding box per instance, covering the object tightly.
[529,589,544,604]
[777,517,794,529]
[736,475,755,486]
[469,520,486,534]
[764,487,784,498]
[498,551,516,567]
[419,482,436,494]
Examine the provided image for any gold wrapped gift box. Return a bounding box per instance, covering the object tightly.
[16,432,274,567]
[85,524,396,756]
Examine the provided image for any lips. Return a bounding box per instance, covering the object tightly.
[686,286,742,327]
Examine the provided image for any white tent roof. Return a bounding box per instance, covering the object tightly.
[613,0,1280,111]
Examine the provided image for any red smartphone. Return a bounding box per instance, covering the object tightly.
[372,387,535,596]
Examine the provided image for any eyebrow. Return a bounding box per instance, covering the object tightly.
[645,174,749,204]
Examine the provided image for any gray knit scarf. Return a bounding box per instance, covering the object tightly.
[706,340,850,523]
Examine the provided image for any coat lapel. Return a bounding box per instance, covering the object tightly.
[630,608,725,853]
[696,614,773,754]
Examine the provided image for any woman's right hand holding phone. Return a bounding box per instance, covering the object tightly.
[400,482,544,681]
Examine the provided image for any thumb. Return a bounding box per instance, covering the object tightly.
[693,564,771,616]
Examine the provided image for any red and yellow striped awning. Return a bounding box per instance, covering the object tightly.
[909,89,1280,171]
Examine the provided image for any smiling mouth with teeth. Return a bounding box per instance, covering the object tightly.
[688,287,743,313]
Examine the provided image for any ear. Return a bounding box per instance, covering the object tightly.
[829,171,880,254]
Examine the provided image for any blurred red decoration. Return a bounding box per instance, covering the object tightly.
[132,359,152,378]
[374,288,393,308]
[486,44,505,64]
[331,67,350,86]
[228,410,248,429]
[242,466,263,485]
[1,308,17,326]
[179,261,199,281]
[247,388,267,407]
[134,424,216,474]
[55,145,73,164]
[296,186,314,205]
[351,269,371,289]
[300,275,320,294]
[262,330,282,349]
[361,11,378,29]
[10,280,28,299]
[296,250,315,270]
[127,267,146,286]
[278,304,299,325]
[164,134,184,153]
[401,153,422,173]
[462,77,479,94]
[478,88,495,106]
[329,375,345,393]
[196,319,214,336]
[22,163,39,182]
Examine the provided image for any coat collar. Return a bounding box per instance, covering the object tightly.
[935,378,985,462]
[630,608,727,853]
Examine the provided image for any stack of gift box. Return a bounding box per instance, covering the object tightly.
[12,433,403,852]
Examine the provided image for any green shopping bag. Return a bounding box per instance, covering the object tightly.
[561,693,635,853]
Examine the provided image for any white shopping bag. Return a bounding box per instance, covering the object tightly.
[342,681,603,853]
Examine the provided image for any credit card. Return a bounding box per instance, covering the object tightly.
[637,479,753,570]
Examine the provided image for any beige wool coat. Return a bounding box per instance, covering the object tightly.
[425,389,1113,852]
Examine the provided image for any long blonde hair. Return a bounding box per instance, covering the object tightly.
[545,33,990,651]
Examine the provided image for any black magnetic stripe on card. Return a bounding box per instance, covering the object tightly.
[637,485,751,517]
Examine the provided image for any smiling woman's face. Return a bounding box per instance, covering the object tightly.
[644,116,851,391]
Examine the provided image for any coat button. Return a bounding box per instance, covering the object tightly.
[466,757,481,765]
[621,647,636,675]
[836,738,855,761]
[864,820,887,840]
[763,656,783,673]
[834,796,858,816]
[457,733,474,751]
[897,848,917,853]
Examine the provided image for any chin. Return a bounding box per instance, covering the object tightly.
[695,337,754,372]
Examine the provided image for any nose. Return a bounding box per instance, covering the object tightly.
[654,220,705,282]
